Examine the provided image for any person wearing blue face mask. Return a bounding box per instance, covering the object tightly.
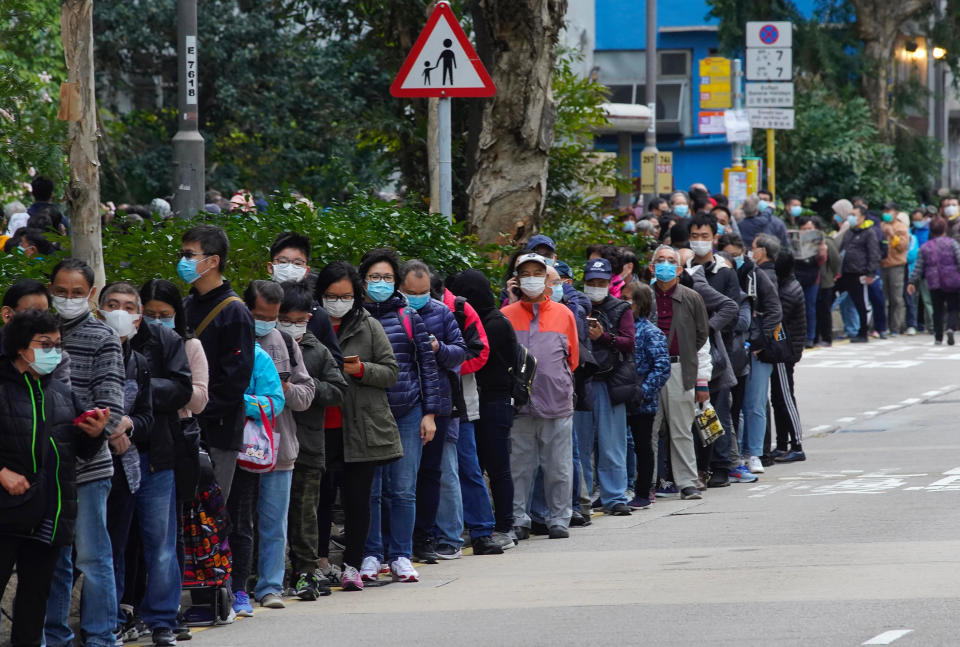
[837,205,882,342]
[785,195,803,225]
[525,234,558,268]
[671,191,690,219]
[738,195,790,251]
[648,245,710,500]
[358,248,442,584]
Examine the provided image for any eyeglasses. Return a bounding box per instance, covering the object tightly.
[274,257,307,267]
[178,250,208,260]
[30,339,62,351]
[367,274,394,283]
[323,295,354,302]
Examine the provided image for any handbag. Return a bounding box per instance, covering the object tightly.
[174,417,202,502]
[694,402,724,447]
[236,398,277,473]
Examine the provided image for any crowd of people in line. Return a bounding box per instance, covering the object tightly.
[2,176,959,647]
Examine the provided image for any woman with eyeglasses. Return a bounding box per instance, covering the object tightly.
[0,309,109,646]
[313,261,401,591]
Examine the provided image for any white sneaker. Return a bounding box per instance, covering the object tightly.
[747,456,765,474]
[360,555,380,582]
[492,531,516,550]
[390,557,419,583]
[906,326,917,336]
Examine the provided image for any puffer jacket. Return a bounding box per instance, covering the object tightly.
[0,359,103,546]
[337,308,402,463]
[411,297,467,419]
[777,272,807,364]
[129,321,192,472]
[293,332,347,470]
[245,342,285,420]
[364,294,443,418]
[629,318,671,415]
[840,220,882,276]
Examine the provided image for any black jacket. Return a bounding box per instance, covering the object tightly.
[130,322,192,471]
[777,273,807,364]
[184,280,255,451]
[0,359,103,546]
[840,222,882,276]
[736,258,782,348]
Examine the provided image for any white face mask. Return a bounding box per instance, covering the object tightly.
[272,263,308,283]
[278,321,308,340]
[690,240,713,257]
[747,250,756,261]
[99,309,141,339]
[519,276,546,298]
[583,285,609,303]
[323,298,354,319]
[53,295,90,320]
[946,205,960,217]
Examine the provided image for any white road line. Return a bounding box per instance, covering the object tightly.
[900,398,921,404]
[878,405,901,410]
[836,417,856,423]
[942,467,960,475]
[862,411,879,416]
[922,390,943,396]
[809,425,833,433]
[863,629,913,644]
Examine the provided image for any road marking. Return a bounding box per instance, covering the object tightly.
[943,466,960,475]
[900,398,921,404]
[863,629,913,644]
[862,411,879,416]
[836,417,856,423]
[809,424,833,433]
[878,404,901,410]
[923,390,943,396]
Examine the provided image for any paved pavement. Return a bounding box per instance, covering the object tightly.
[6,335,959,646]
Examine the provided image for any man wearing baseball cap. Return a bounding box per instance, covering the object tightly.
[501,254,579,539]
[575,258,636,516]
[525,235,557,266]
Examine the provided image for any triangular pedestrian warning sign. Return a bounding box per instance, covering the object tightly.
[390,2,496,98]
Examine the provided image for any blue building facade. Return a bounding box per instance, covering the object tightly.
[591,0,816,196]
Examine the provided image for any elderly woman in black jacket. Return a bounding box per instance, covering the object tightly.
[771,252,807,463]
[0,309,108,647]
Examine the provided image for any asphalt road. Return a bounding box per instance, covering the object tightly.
[6,336,959,646]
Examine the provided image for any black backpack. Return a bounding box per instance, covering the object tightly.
[508,343,537,407]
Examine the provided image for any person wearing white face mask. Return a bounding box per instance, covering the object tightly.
[44,259,125,647]
[99,282,189,646]
[277,282,347,599]
[574,258,635,516]
[501,254,580,540]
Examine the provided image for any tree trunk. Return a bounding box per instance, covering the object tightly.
[467,0,567,246]
[61,0,105,287]
[852,0,929,140]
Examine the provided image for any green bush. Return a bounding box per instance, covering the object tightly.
[0,194,485,292]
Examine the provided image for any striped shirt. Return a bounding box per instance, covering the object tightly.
[61,313,125,484]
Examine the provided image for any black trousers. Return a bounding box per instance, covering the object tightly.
[771,362,803,451]
[628,412,655,496]
[316,428,377,570]
[412,428,445,544]
[0,535,59,647]
[929,288,960,342]
[838,273,869,337]
[227,469,260,593]
[816,285,836,343]
[475,398,515,533]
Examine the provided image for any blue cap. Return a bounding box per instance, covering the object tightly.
[583,258,612,281]
[555,260,573,279]
[526,234,556,252]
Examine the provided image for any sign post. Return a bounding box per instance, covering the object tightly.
[390,1,496,223]
[172,0,204,218]
[745,21,793,200]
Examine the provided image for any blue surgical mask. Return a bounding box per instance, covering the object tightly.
[734,255,745,269]
[549,284,564,303]
[144,316,176,330]
[847,214,859,227]
[654,262,678,282]
[623,221,636,233]
[758,200,769,212]
[913,219,928,229]
[403,292,430,310]
[27,347,62,376]
[177,257,202,284]
[790,205,802,217]
[833,213,843,224]
[717,224,726,235]
[673,204,689,218]
[254,319,277,337]
[366,280,394,303]
[543,258,556,267]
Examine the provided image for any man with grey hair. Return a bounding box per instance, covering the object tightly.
[649,245,709,500]
[3,201,28,237]
[738,194,789,250]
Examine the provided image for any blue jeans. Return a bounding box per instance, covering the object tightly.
[366,405,423,562]
[574,381,628,508]
[254,469,293,599]
[434,439,462,548]
[868,276,887,333]
[740,356,774,459]
[45,478,116,647]
[803,283,818,342]
[109,455,180,631]
[436,421,497,546]
[835,292,860,337]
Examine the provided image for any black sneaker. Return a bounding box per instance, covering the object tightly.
[471,535,504,555]
[173,615,191,642]
[294,572,319,601]
[512,525,530,541]
[949,330,956,346]
[530,521,550,536]
[569,510,588,527]
[548,525,569,539]
[849,335,868,343]
[707,470,730,488]
[413,538,439,564]
[680,486,703,500]
[606,503,632,516]
[152,628,176,647]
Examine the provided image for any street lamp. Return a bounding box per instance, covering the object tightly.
[933,46,947,60]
